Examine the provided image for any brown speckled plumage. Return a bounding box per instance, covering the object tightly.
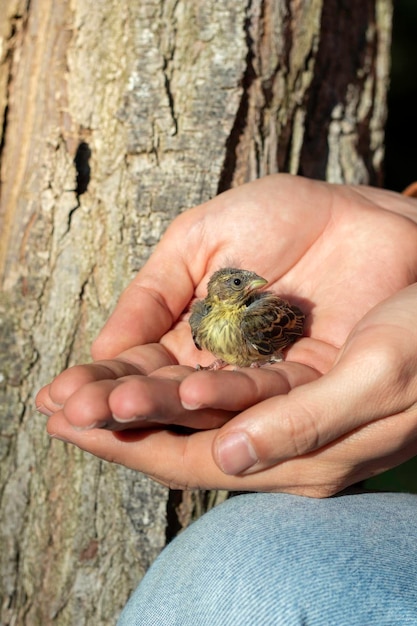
[189,268,305,368]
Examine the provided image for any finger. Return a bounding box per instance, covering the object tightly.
[58,359,319,432]
[60,371,233,431]
[106,373,233,430]
[36,361,139,415]
[46,402,417,494]
[36,344,178,415]
[63,379,119,429]
[37,360,142,416]
[179,361,321,411]
[57,360,319,433]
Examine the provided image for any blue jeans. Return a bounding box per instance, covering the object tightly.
[117,492,417,625]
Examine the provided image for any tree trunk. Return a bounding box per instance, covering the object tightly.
[0,1,392,624]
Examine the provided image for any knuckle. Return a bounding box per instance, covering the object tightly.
[360,343,417,409]
[361,343,405,386]
[279,402,322,457]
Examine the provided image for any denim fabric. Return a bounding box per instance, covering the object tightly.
[117,492,417,625]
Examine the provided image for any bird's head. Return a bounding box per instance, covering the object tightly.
[206,267,268,306]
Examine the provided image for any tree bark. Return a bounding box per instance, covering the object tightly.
[0,1,392,624]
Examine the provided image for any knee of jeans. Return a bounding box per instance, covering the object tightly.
[125,490,417,590]
[118,492,417,626]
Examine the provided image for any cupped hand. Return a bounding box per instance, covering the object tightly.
[92,175,417,367]
[37,174,417,495]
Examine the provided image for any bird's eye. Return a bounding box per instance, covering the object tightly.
[233,278,242,286]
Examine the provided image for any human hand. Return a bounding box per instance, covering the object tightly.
[37,175,417,494]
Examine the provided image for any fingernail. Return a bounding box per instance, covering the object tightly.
[35,404,53,417]
[215,432,258,475]
[49,433,70,443]
[181,401,202,410]
[72,420,110,431]
[112,413,147,423]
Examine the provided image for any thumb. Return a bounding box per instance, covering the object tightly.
[91,213,204,359]
[213,303,417,475]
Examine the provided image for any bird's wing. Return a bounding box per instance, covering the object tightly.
[189,299,210,350]
[241,294,304,355]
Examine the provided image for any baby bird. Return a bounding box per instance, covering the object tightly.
[189,267,305,368]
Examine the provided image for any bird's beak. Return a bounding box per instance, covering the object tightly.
[247,277,268,292]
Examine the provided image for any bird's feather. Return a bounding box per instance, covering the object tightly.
[189,268,305,368]
[242,293,305,356]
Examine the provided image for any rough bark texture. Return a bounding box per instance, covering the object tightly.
[0,1,392,624]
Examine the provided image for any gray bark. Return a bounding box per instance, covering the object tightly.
[0,1,392,624]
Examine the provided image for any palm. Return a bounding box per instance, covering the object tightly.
[99,175,416,374]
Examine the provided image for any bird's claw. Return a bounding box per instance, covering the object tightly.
[195,359,228,371]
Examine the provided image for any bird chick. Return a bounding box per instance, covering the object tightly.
[189,267,305,369]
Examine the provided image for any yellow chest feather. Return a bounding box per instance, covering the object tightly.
[197,303,247,365]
